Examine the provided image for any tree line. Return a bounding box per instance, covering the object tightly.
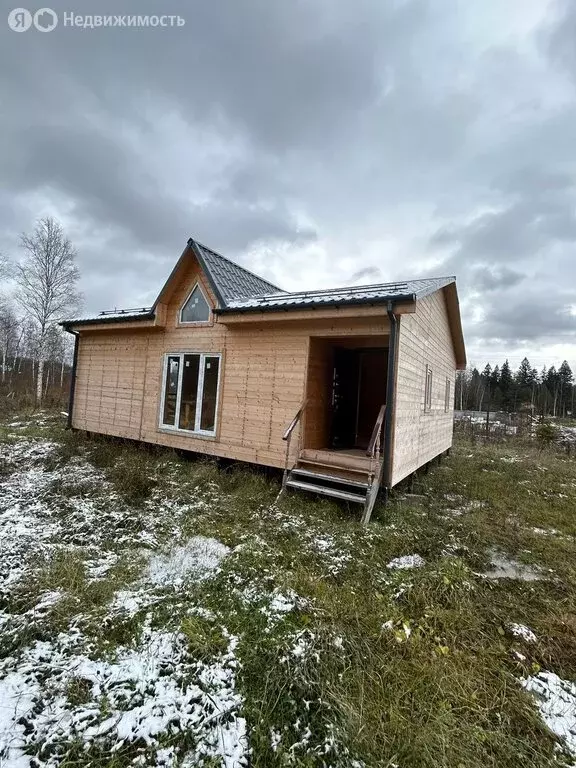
[0,217,82,406]
[456,358,575,418]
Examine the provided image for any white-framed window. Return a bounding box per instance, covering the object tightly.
[425,364,433,411]
[445,377,451,412]
[179,283,211,324]
[159,352,222,436]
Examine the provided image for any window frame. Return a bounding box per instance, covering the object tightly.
[158,351,222,437]
[178,282,212,326]
[424,364,433,412]
[445,377,451,413]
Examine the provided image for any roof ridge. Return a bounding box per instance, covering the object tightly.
[191,238,284,294]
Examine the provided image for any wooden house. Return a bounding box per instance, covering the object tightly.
[62,238,466,523]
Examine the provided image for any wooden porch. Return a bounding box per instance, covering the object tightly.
[298,448,374,475]
[277,333,389,524]
[281,405,387,525]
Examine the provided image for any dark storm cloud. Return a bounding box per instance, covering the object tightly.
[470,266,525,293]
[1,0,418,304]
[470,293,576,345]
[0,0,575,365]
[545,0,576,82]
[431,166,576,265]
[349,267,382,283]
[429,158,576,345]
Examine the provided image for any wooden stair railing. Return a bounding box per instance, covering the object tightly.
[280,400,386,526]
[281,398,308,490]
[361,404,386,525]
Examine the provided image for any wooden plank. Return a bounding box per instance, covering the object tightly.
[391,291,457,487]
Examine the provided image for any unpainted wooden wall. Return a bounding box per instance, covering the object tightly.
[73,257,390,469]
[390,288,456,487]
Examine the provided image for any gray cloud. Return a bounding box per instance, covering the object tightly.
[471,293,576,345]
[0,0,575,366]
[349,267,382,283]
[545,0,576,83]
[470,266,525,293]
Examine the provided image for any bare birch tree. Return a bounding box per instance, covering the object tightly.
[14,218,81,403]
[0,301,19,383]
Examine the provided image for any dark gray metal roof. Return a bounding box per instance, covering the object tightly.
[219,276,456,313]
[189,239,283,306]
[62,233,455,328]
[61,308,154,328]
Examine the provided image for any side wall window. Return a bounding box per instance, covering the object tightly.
[160,352,222,435]
[445,377,451,413]
[425,365,433,411]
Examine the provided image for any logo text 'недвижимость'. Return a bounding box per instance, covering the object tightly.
[7,8,185,31]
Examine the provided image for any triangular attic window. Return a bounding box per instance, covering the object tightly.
[180,284,210,323]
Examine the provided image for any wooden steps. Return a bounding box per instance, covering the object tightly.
[284,478,366,505]
[290,467,369,490]
[280,446,383,525]
[284,460,371,507]
[298,448,372,473]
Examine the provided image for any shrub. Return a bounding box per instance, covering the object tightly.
[107,451,157,503]
[535,422,558,450]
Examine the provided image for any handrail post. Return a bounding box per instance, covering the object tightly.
[362,404,386,526]
[281,398,308,492]
[282,432,292,489]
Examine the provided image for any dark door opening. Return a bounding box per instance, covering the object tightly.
[330,348,387,450]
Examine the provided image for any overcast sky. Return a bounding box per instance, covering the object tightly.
[1,0,575,370]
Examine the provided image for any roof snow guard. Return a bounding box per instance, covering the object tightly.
[61,307,154,328]
[218,276,456,314]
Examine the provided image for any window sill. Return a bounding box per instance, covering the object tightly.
[158,425,217,440]
[176,320,214,328]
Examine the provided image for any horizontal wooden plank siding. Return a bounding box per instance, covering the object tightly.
[72,255,391,470]
[391,288,456,487]
[74,332,149,440]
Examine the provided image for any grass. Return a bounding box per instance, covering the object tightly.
[1,414,576,766]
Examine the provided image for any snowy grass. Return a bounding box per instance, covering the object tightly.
[2,415,576,766]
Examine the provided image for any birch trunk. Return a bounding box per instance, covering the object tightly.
[36,357,44,403]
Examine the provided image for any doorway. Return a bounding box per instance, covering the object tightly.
[330,347,387,450]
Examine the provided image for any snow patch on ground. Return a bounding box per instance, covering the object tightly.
[0,436,250,765]
[531,527,561,537]
[387,554,425,570]
[483,549,543,581]
[510,623,537,643]
[110,538,230,617]
[310,534,353,575]
[0,621,248,768]
[522,671,576,760]
[146,537,230,587]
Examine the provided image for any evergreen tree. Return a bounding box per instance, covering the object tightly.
[470,367,482,410]
[516,357,532,387]
[490,365,500,389]
[545,366,560,417]
[558,361,574,417]
[489,365,502,411]
[515,357,536,410]
[481,364,493,411]
[499,360,514,411]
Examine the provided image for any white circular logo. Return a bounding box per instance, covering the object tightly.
[8,7,32,31]
[33,7,57,31]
